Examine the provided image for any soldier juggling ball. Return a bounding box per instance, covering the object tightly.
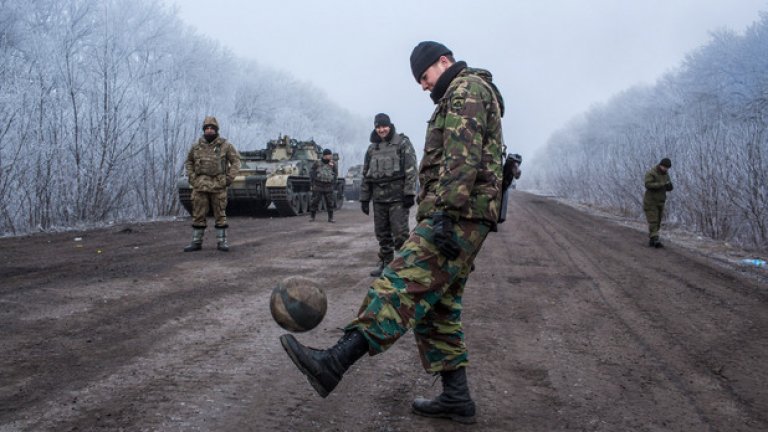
[280,41,509,424]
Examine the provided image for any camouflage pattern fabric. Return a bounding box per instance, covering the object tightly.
[360,133,418,203]
[185,136,240,229]
[373,201,410,263]
[643,166,671,238]
[310,160,338,192]
[345,63,503,374]
[415,67,504,229]
[185,137,240,193]
[310,190,335,213]
[191,190,228,228]
[345,218,490,373]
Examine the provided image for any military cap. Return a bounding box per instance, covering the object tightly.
[374,113,392,128]
[660,158,672,168]
[410,41,452,82]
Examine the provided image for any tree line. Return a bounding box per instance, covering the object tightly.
[527,12,768,251]
[0,0,367,235]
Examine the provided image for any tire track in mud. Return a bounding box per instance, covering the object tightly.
[513,193,767,431]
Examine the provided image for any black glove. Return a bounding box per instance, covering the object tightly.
[665,182,674,191]
[402,195,415,209]
[361,200,370,215]
[226,177,233,187]
[432,212,461,260]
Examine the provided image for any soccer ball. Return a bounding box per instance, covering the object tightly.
[270,276,327,332]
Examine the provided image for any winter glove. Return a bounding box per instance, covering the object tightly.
[361,200,370,215]
[432,211,461,260]
[226,177,233,187]
[402,195,415,209]
[665,182,674,191]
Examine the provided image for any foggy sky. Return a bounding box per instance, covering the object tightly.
[163,0,767,160]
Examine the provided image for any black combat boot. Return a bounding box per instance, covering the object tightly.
[216,227,229,252]
[369,261,387,277]
[183,228,204,252]
[280,330,368,398]
[412,368,476,424]
[654,238,664,248]
[310,211,316,222]
[328,211,335,223]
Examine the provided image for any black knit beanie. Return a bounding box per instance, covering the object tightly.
[660,158,672,168]
[410,41,452,82]
[322,149,332,156]
[374,113,392,128]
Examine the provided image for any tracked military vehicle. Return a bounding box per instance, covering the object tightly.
[344,164,364,201]
[178,136,345,217]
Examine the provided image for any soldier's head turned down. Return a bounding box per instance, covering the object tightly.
[410,41,452,82]
[659,158,672,168]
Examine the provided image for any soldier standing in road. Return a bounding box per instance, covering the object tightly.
[643,157,673,248]
[309,149,338,223]
[360,113,418,277]
[280,41,505,424]
[183,116,240,252]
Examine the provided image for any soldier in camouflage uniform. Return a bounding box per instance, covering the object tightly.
[360,113,418,277]
[280,42,505,424]
[309,149,338,223]
[183,116,240,252]
[643,158,673,248]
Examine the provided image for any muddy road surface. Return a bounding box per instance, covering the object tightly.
[1,191,766,432]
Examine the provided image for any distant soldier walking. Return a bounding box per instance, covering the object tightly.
[360,113,418,277]
[183,116,240,252]
[309,149,338,223]
[643,157,673,248]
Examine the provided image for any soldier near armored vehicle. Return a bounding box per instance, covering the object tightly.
[280,41,505,424]
[309,149,338,223]
[360,113,418,277]
[183,116,240,252]
[643,157,673,248]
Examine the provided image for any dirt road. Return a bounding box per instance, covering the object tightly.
[1,191,766,432]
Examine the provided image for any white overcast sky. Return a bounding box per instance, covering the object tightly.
[163,0,767,159]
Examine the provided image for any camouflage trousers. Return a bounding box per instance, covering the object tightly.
[346,217,491,373]
[310,190,335,213]
[373,201,410,263]
[643,202,665,238]
[191,189,228,228]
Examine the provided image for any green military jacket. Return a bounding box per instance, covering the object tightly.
[416,66,504,228]
[643,166,671,205]
[360,132,418,203]
[185,137,240,193]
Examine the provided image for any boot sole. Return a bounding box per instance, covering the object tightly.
[279,335,331,398]
[411,407,476,424]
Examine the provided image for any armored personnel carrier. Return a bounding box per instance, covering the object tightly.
[344,164,364,201]
[178,136,345,217]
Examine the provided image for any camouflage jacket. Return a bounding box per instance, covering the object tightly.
[360,131,418,203]
[185,136,240,193]
[643,166,671,205]
[310,160,338,192]
[416,65,504,228]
